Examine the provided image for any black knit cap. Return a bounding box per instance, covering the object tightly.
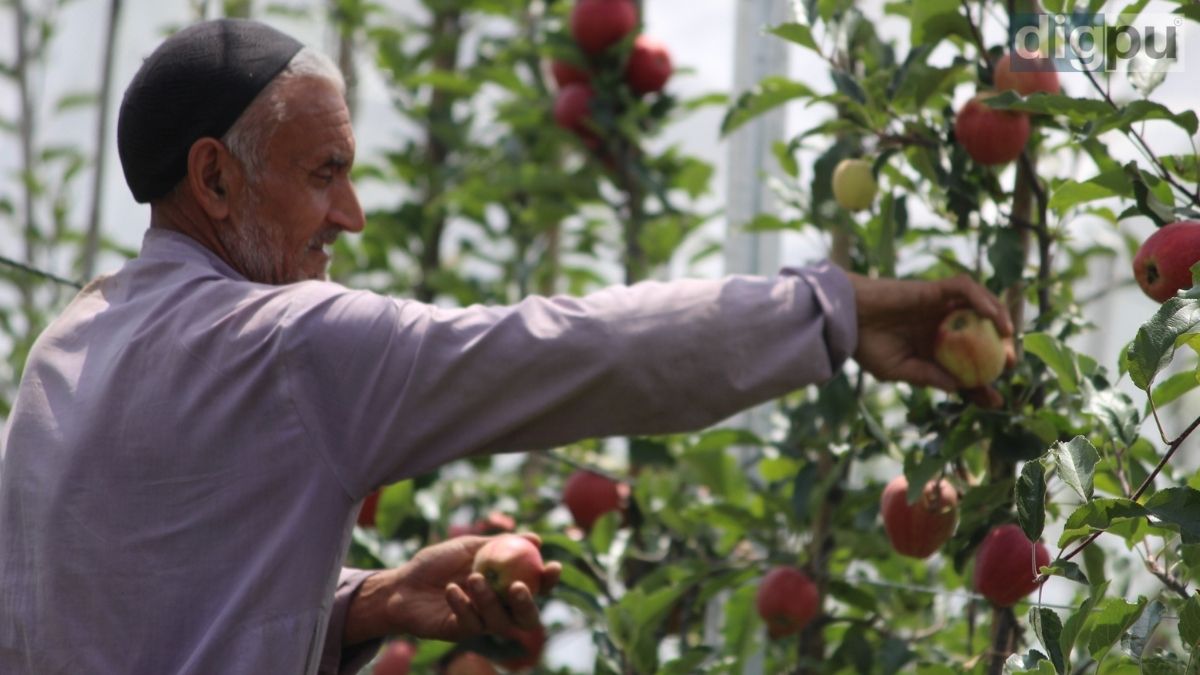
[117,19,303,203]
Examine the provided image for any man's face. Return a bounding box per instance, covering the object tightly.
[222,75,364,284]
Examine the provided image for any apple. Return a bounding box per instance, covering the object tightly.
[973,524,1051,607]
[357,490,380,528]
[1133,221,1200,302]
[553,83,598,147]
[954,93,1031,165]
[879,475,958,558]
[831,158,877,212]
[934,308,1007,389]
[551,60,590,89]
[373,640,415,675]
[563,470,626,531]
[625,35,672,95]
[476,511,516,535]
[755,566,819,638]
[571,0,638,56]
[472,534,544,596]
[994,52,1060,96]
[496,626,546,672]
[443,651,498,675]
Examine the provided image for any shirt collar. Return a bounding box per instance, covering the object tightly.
[138,227,248,282]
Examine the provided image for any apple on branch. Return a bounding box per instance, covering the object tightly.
[625,35,672,95]
[550,60,590,89]
[973,524,1050,607]
[562,469,627,531]
[954,93,1031,166]
[1133,220,1200,302]
[831,158,877,212]
[934,308,1007,389]
[879,475,958,558]
[755,566,819,639]
[570,0,638,56]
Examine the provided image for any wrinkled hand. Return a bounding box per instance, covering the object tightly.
[848,273,1015,406]
[343,533,561,645]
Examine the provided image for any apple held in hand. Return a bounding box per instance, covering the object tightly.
[755,566,819,639]
[973,524,1050,607]
[625,35,672,95]
[1133,221,1200,302]
[471,534,545,596]
[994,52,1060,96]
[571,0,639,56]
[879,475,958,558]
[831,158,877,212]
[563,470,626,531]
[373,640,415,675]
[934,308,1007,389]
[954,93,1031,165]
[443,651,498,675]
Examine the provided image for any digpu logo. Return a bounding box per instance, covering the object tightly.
[1009,13,1183,73]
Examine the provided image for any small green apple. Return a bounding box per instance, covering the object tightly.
[934,309,1006,388]
[832,158,877,212]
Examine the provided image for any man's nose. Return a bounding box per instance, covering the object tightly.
[330,179,365,233]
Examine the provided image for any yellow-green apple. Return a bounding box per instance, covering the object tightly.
[551,60,590,89]
[1133,221,1200,302]
[934,308,1007,388]
[973,524,1050,607]
[357,490,380,528]
[879,475,958,558]
[563,470,626,531]
[994,52,1060,96]
[471,534,545,596]
[443,651,498,675]
[831,158,877,212]
[755,566,819,638]
[954,93,1031,165]
[373,640,415,675]
[625,35,672,94]
[495,626,546,672]
[571,0,638,56]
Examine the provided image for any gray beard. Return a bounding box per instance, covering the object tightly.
[220,200,291,284]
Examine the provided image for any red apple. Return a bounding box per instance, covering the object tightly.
[562,470,626,531]
[625,35,672,95]
[496,626,546,672]
[374,640,415,675]
[954,93,1031,165]
[974,524,1051,607]
[476,511,516,535]
[472,534,544,596]
[357,491,380,528]
[1133,221,1200,302]
[443,651,498,675]
[994,52,1060,96]
[551,60,590,88]
[934,308,1007,389]
[571,0,638,56]
[553,83,598,147]
[879,475,958,558]
[755,566,819,638]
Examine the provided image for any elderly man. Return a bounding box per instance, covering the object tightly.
[0,18,1011,675]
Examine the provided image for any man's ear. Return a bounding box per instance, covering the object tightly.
[185,138,238,220]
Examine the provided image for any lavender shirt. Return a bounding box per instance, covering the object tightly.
[0,228,857,674]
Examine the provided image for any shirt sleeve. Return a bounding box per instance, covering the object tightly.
[281,261,857,499]
[319,568,381,675]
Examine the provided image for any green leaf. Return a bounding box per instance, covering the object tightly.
[1030,607,1066,673]
[1062,587,1105,660]
[1087,596,1148,661]
[1051,436,1099,503]
[1024,332,1082,393]
[1048,174,1128,212]
[1061,499,1147,546]
[1179,595,1200,648]
[720,77,815,136]
[768,22,818,51]
[1018,461,1048,540]
[1125,297,1200,390]
[1148,369,1200,411]
[910,0,972,46]
[1144,487,1200,544]
[1091,100,1199,138]
[1120,599,1164,662]
[1041,560,1090,586]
